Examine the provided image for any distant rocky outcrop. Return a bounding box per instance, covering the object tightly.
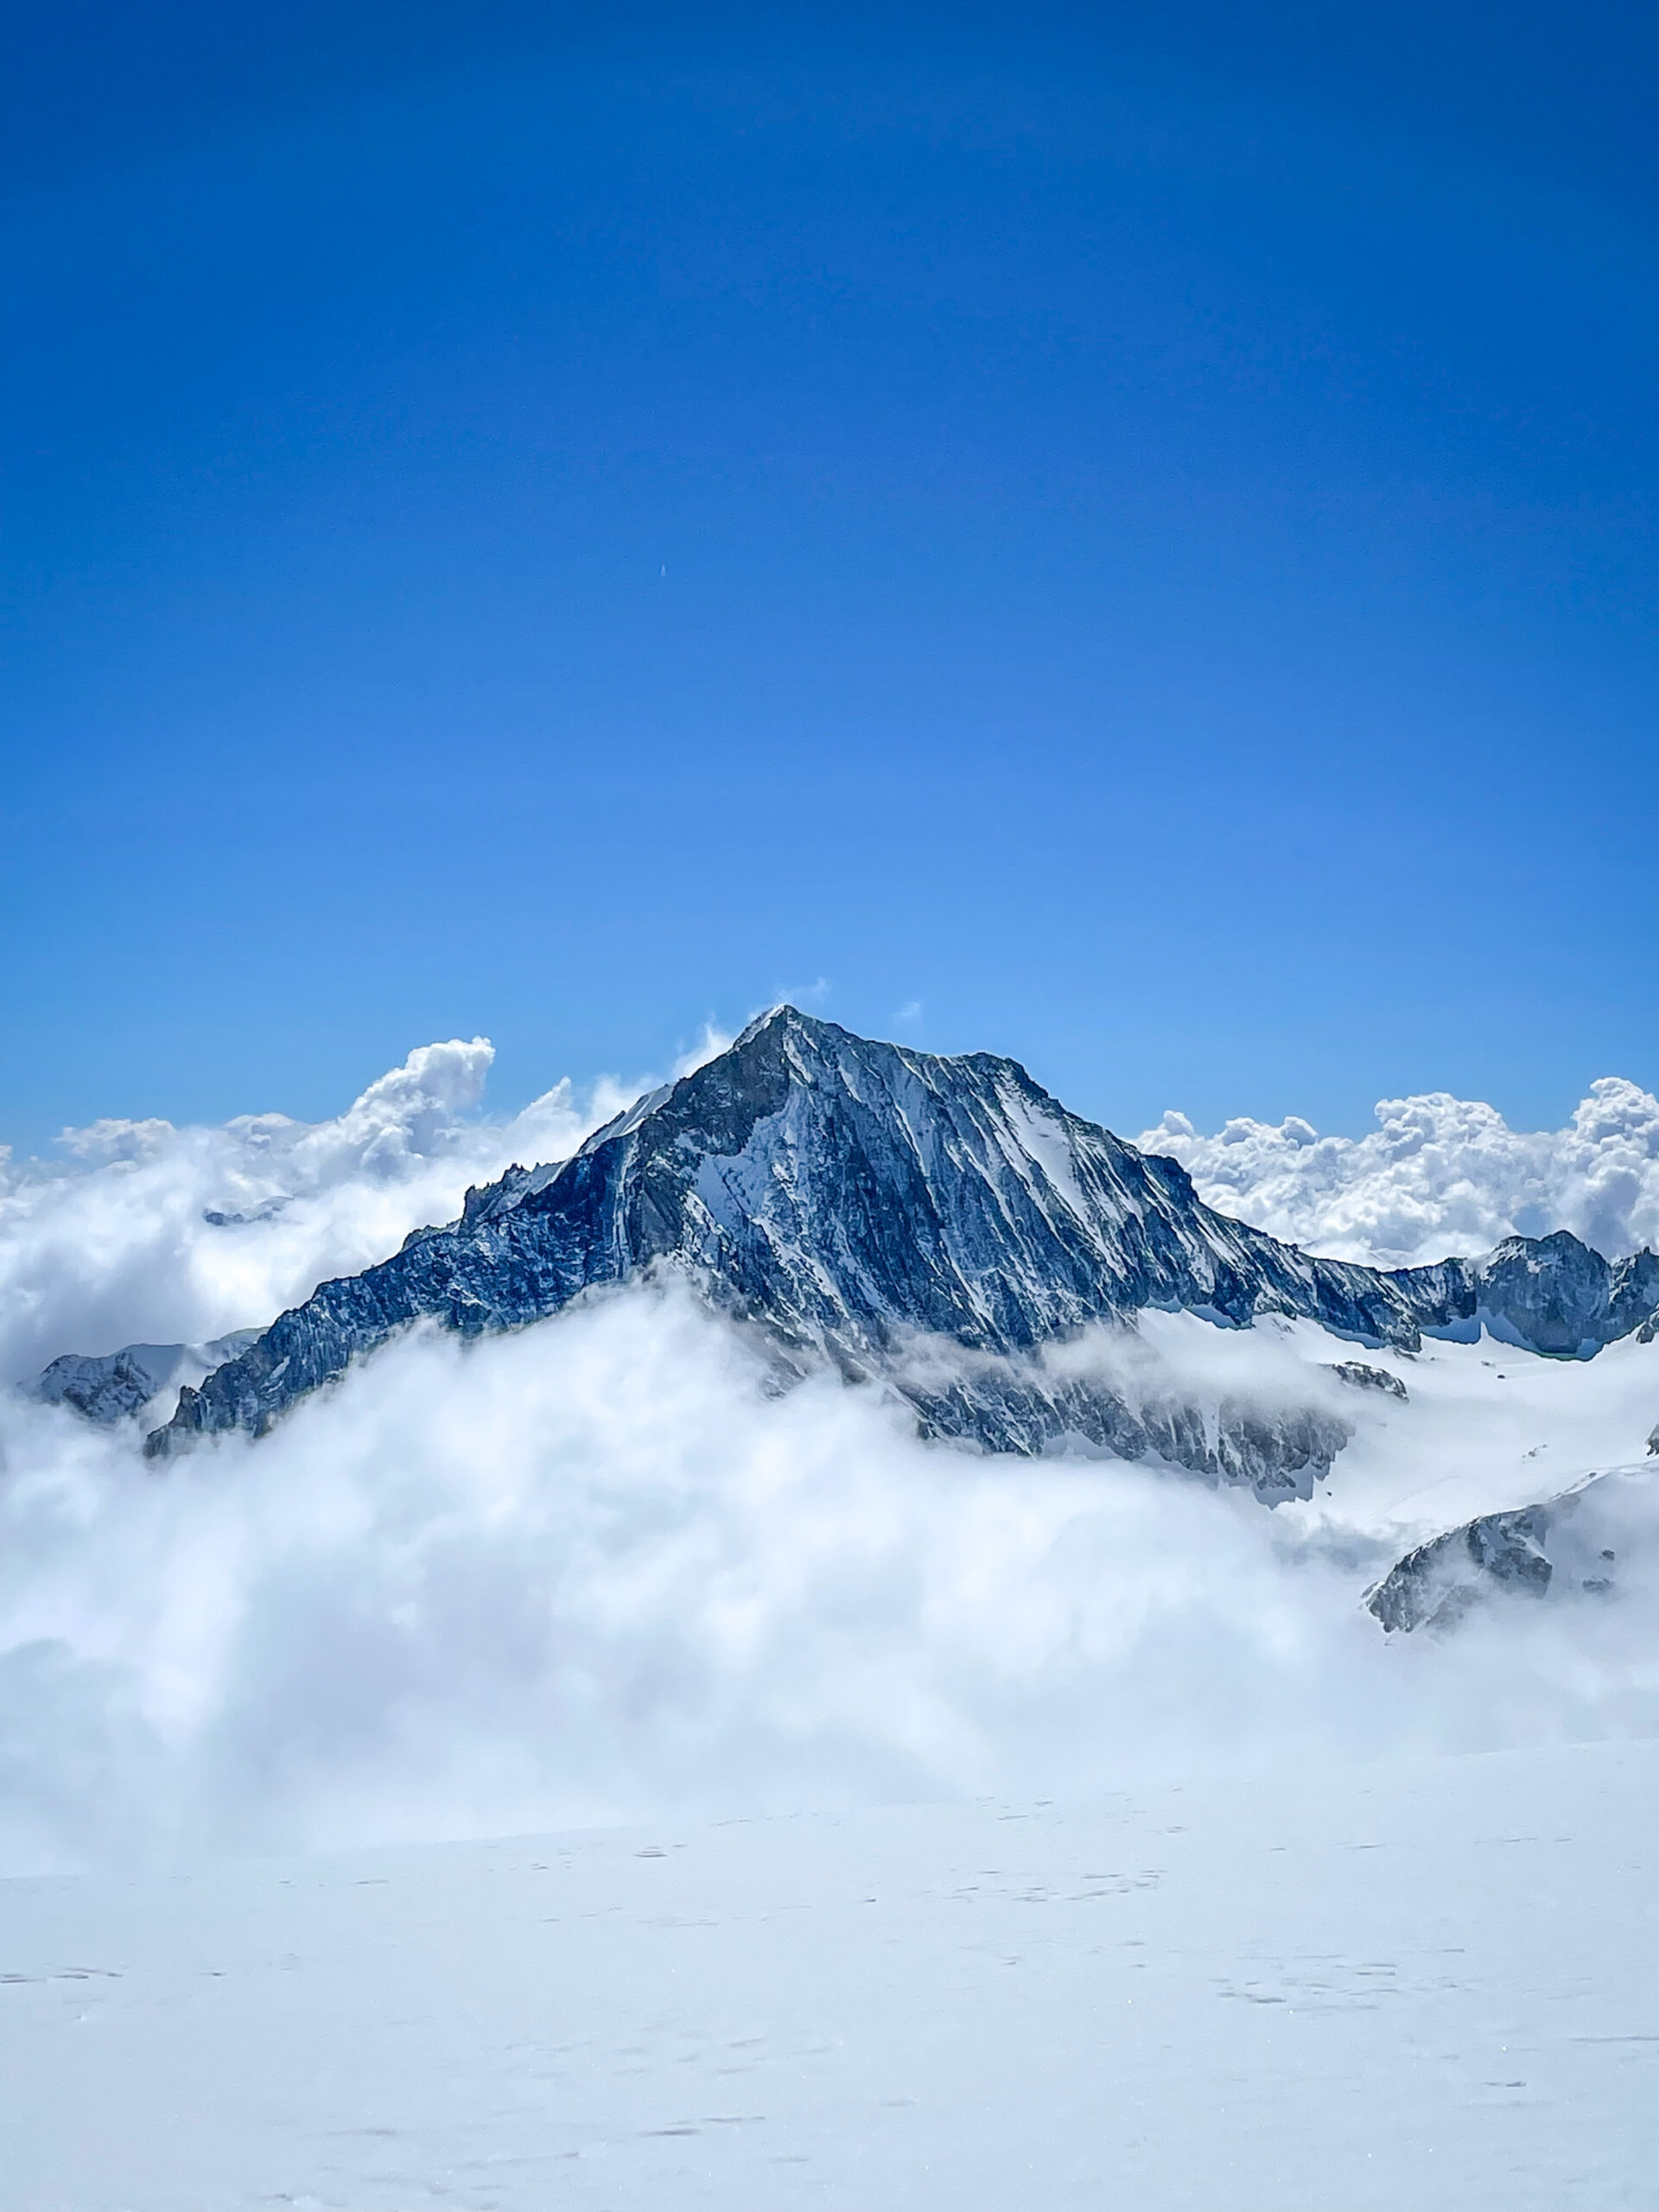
[1465,1234,1659,1359]
[201,1198,290,1228]
[1328,1361,1409,1400]
[29,1332,262,1425]
[1366,1466,1652,1632]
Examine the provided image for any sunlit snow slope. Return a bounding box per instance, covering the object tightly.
[5,1742,1656,2212]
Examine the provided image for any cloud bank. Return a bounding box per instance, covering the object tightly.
[1140,1077,1659,1268]
[3,1035,1657,1876]
[4,1284,1657,1874]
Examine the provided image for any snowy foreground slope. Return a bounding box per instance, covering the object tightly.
[6,1739,1656,2212]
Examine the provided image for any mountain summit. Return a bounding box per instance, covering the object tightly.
[145,1009,1659,1484]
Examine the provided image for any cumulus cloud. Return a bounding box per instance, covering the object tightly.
[1140,1077,1659,1267]
[0,1032,728,1387]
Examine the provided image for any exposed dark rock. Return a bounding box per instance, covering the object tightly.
[1328,1361,1409,1400]
[1368,1509,1553,1633]
[1213,1399,1352,1502]
[893,1343,1351,1500]
[201,1198,291,1228]
[1467,1234,1659,1359]
[1366,1467,1654,1632]
[29,1332,262,1425]
[140,1010,1659,1489]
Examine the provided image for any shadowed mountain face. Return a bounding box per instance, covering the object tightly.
[143,1010,1659,1487]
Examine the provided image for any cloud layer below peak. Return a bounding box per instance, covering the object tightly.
[3,1033,1658,1876]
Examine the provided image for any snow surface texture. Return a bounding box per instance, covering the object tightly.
[5,1742,1656,2211]
[1140,1076,1659,1267]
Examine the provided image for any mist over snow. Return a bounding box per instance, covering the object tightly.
[1140,1077,1659,1267]
[3,1035,1659,1876]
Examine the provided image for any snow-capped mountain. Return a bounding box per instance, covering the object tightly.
[29,1331,260,1425]
[142,1009,1659,1491]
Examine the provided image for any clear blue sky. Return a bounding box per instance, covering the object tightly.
[4,1,1656,1152]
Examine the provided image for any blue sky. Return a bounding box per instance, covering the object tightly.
[4,0,1656,1154]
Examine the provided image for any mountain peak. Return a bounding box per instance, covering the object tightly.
[143,1014,1659,1479]
[731,1001,810,1046]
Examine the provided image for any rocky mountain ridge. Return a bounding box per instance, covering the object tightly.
[139,1010,1659,1491]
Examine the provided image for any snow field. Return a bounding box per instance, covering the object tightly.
[5,1739,1656,2211]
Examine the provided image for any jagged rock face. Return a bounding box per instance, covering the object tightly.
[1470,1234,1659,1359]
[1328,1362,1409,1400]
[1366,1466,1654,1633]
[1213,1399,1352,1503]
[29,1333,261,1425]
[32,1345,184,1423]
[1369,1508,1554,1634]
[142,1010,1659,1486]
[889,1341,1351,1501]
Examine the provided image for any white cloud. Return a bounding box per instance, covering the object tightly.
[3,1281,1657,1874]
[671,1021,735,1078]
[1139,1077,1659,1267]
[0,1041,687,1387]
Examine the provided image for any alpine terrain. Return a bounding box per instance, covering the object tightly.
[143,1009,1659,1498]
